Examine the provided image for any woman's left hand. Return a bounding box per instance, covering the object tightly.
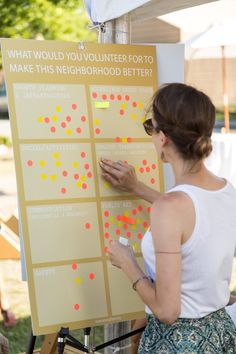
[108,241,137,269]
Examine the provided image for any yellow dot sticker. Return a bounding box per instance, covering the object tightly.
[117,221,122,228]
[53,152,59,159]
[133,243,139,252]
[121,103,127,109]
[94,118,100,126]
[141,116,145,123]
[138,102,143,109]
[73,162,79,168]
[37,116,43,123]
[136,218,141,225]
[50,175,56,182]
[52,115,58,122]
[109,216,115,223]
[131,113,137,120]
[66,129,72,135]
[124,210,129,217]
[131,224,137,230]
[81,175,86,182]
[55,105,61,112]
[41,173,46,180]
[75,277,81,284]
[77,181,82,187]
[39,160,45,167]
[104,181,110,189]
[122,137,127,144]
[55,161,61,167]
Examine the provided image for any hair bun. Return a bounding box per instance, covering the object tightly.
[189,136,212,160]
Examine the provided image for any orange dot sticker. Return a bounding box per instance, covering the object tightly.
[27,160,33,167]
[127,137,132,143]
[72,103,77,110]
[74,173,79,180]
[132,102,137,108]
[61,187,66,194]
[61,122,66,128]
[110,94,115,100]
[74,303,80,311]
[115,137,121,143]
[92,92,97,99]
[102,94,107,100]
[81,152,86,158]
[72,263,77,270]
[89,273,95,280]
[50,126,56,133]
[62,170,68,177]
[117,94,122,100]
[81,115,86,122]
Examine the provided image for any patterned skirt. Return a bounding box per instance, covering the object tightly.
[138,308,236,354]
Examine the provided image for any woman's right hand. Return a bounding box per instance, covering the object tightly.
[99,158,139,193]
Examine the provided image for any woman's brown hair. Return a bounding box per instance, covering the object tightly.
[150,83,216,160]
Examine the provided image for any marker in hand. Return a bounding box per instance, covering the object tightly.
[118,236,129,246]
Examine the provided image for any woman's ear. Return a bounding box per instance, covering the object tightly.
[159,130,168,146]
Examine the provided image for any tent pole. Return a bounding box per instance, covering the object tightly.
[221,45,230,133]
[99,14,132,354]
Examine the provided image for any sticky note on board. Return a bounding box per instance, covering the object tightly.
[119,237,129,246]
[120,216,135,225]
[95,101,110,109]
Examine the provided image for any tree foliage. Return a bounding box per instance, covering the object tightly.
[0,0,97,42]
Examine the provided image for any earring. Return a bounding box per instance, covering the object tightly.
[160,151,165,162]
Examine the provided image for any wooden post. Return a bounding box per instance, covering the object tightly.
[221,45,230,133]
[100,14,132,354]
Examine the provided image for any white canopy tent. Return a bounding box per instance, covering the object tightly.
[84,0,218,24]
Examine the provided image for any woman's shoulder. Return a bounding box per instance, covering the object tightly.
[151,191,190,217]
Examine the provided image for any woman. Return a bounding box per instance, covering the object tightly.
[99,83,236,353]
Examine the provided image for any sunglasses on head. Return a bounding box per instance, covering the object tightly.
[143,118,161,136]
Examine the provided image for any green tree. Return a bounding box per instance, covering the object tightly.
[0,0,96,41]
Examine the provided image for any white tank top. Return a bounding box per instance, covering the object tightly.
[141,180,236,318]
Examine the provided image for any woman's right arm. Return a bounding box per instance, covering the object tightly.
[99,158,162,203]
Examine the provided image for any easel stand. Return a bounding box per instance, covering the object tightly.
[58,326,145,354]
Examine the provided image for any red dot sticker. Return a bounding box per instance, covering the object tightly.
[62,170,68,177]
[44,117,50,123]
[146,167,150,172]
[115,137,121,143]
[123,224,128,230]
[92,92,97,99]
[82,183,87,190]
[143,221,148,228]
[132,209,137,215]
[72,103,77,110]
[127,231,131,238]
[66,116,71,122]
[117,215,122,221]
[147,207,151,213]
[125,95,130,101]
[89,273,95,280]
[104,210,109,217]
[104,246,108,253]
[138,205,143,212]
[50,126,56,133]
[72,263,77,270]
[109,240,113,245]
[139,167,144,173]
[127,137,132,143]
[117,95,122,100]
[152,163,157,170]
[104,222,109,228]
[120,109,125,116]
[105,232,110,239]
[27,160,33,167]
[74,303,80,311]
[110,94,115,100]
[81,152,86,158]
[85,223,91,229]
[81,115,86,122]
[61,122,66,128]
[84,163,90,170]
[61,187,66,194]
[102,94,107,100]
[95,128,101,135]
[87,172,92,178]
[74,174,79,180]
[137,233,142,239]
[116,229,121,235]
[142,160,147,165]
[76,127,82,134]
[150,178,155,184]
[132,102,137,108]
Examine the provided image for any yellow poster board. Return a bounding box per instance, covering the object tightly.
[1,39,164,335]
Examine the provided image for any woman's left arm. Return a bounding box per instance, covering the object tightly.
[108,193,183,325]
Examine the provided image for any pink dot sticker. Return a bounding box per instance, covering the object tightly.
[150,178,155,184]
[61,187,66,194]
[81,115,86,122]
[74,304,80,311]
[62,170,68,177]
[92,92,97,99]
[61,122,66,128]
[95,128,101,135]
[81,152,86,158]
[76,127,82,134]
[152,163,157,170]
[132,102,137,108]
[84,163,90,170]
[146,167,150,172]
[139,167,144,173]
[102,94,107,100]
[82,183,87,190]
[72,263,77,270]
[104,222,109,228]
[105,232,110,239]
[120,109,125,116]
[110,94,115,100]
[27,160,33,167]
[127,231,131,238]
[142,160,147,166]
[117,95,122,101]
[104,210,109,217]
[125,95,130,101]
[89,273,95,280]
[66,116,71,122]
[44,117,50,123]
[50,126,56,133]
[74,173,79,180]
[72,103,77,110]
[85,223,91,229]
[115,137,121,143]
[87,171,92,178]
